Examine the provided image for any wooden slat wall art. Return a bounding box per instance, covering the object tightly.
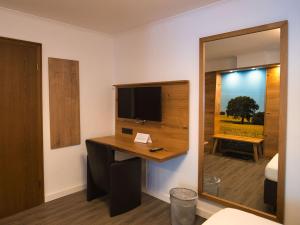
[114,81,189,151]
[48,58,81,149]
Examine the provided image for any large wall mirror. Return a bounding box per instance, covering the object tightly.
[198,21,288,222]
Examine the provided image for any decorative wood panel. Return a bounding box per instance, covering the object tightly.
[214,73,222,134]
[204,72,222,153]
[48,58,80,149]
[204,72,217,152]
[264,66,280,158]
[114,81,189,151]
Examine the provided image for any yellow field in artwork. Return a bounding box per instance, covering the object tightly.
[218,115,264,138]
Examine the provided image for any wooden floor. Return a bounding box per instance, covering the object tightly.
[204,153,274,214]
[0,191,206,225]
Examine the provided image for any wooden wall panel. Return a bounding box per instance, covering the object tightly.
[264,66,280,158]
[48,58,80,149]
[214,73,222,135]
[115,81,189,151]
[204,72,217,152]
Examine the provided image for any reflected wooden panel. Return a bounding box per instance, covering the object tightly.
[205,72,217,152]
[264,67,280,158]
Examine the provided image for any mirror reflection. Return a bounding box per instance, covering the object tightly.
[203,29,280,215]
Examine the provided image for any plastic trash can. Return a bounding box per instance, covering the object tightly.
[170,188,198,225]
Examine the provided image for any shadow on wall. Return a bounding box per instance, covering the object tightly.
[81,153,87,185]
[147,155,189,194]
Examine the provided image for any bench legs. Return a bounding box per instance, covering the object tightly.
[212,138,262,162]
[212,139,219,154]
[259,143,264,157]
[253,144,259,162]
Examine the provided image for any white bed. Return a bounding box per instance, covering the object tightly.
[203,208,281,225]
[265,153,278,182]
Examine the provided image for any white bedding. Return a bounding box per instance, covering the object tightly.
[265,153,278,182]
[203,208,281,225]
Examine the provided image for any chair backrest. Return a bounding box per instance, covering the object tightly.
[86,140,114,192]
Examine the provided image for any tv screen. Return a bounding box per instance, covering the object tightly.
[135,87,162,121]
[117,88,135,119]
[117,86,162,122]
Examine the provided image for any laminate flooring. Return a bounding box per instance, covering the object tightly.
[0,191,206,225]
[204,153,275,214]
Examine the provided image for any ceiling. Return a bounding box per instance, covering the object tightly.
[206,29,281,60]
[0,0,220,34]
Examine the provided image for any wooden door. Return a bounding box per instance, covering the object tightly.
[0,37,44,218]
[264,66,280,158]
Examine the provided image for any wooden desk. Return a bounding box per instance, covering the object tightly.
[88,135,188,162]
[86,135,188,216]
[212,134,264,162]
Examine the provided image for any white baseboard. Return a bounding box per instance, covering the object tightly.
[196,205,215,219]
[144,190,170,203]
[45,184,86,202]
[143,190,215,219]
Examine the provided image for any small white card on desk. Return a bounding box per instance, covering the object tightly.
[134,133,152,144]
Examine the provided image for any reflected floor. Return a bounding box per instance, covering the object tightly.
[204,153,275,214]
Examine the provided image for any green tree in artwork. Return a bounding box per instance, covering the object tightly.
[226,96,259,124]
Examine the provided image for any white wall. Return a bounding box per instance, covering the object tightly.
[0,7,115,201]
[206,49,279,72]
[206,56,237,72]
[237,50,280,68]
[114,0,300,224]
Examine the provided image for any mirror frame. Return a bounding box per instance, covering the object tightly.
[198,21,288,223]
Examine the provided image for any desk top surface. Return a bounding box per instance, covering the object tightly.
[87,135,188,162]
[213,134,264,144]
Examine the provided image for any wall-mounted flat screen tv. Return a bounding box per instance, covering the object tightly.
[117,86,162,122]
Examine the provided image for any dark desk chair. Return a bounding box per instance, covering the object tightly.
[86,140,142,216]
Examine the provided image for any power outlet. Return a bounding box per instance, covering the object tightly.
[122,127,133,135]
